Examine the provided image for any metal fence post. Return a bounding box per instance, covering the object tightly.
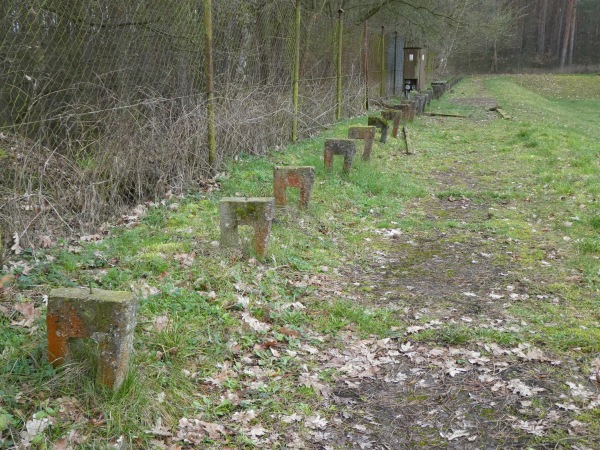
[204,0,216,175]
[336,9,344,121]
[292,0,301,142]
[380,26,385,97]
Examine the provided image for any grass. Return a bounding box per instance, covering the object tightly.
[2,74,600,448]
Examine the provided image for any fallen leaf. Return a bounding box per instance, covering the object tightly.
[11,232,22,254]
[304,415,328,429]
[153,315,169,332]
[12,302,40,328]
[242,313,271,333]
[278,326,301,338]
[39,235,53,248]
[508,379,544,397]
[247,424,266,437]
[280,413,303,424]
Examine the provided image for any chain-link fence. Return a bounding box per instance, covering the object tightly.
[0,0,404,242]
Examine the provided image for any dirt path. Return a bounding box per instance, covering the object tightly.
[309,87,600,449]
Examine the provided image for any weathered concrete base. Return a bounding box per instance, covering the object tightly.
[382,111,401,138]
[220,197,275,258]
[414,94,426,114]
[431,82,446,100]
[400,101,416,122]
[273,166,315,209]
[348,126,376,161]
[425,89,433,106]
[324,139,356,173]
[367,116,389,143]
[47,288,138,390]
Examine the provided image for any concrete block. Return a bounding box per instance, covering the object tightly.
[381,111,401,139]
[47,288,138,390]
[219,197,275,258]
[273,166,315,209]
[324,139,356,173]
[348,126,376,161]
[367,116,389,143]
[400,101,416,122]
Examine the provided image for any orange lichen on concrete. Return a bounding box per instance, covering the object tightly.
[47,288,137,389]
[273,166,315,209]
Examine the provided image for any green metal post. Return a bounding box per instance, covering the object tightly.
[336,9,344,121]
[364,20,369,111]
[393,31,398,96]
[292,0,301,142]
[204,0,217,175]
[380,26,385,97]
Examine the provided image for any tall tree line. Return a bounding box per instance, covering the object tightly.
[456,0,600,72]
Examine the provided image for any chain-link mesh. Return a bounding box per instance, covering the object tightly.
[0,1,398,239]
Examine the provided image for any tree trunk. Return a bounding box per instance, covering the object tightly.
[537,0,548,59]
[568,5,576,67]
[549,2,563,58]
[560,0,576,70]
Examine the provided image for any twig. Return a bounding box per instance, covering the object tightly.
[423,112,467,118]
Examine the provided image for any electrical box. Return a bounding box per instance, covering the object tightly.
[403,47,426,93]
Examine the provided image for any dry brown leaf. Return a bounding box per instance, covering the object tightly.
[199,421,226,440]
[153,315,169,332]
[278,326,301,338]
[0,273,15,289]
[12,302,40,328]
[39,235,53,248]
[10,232,22,255]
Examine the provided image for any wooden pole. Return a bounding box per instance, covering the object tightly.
[292,0,301,142]
[204,0,216,175]
[336,9,344,121]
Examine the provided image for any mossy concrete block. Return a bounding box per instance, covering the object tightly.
[47,288,138,390]
[324,139,356,173]
[348,126,376,161]
[273,166,315,209]
[382,110,401,139]
[367,116,389,143]
[431,82,445,100]
[219,197,275,258]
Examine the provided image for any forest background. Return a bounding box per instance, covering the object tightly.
[1,0,599,245]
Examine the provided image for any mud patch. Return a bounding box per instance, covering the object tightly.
[316,336,599,449]
[363,226,513,322]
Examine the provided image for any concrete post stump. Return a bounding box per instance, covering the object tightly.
[414,95,426,114]
[47,288,138,390]
[400,101,416,122]
[381,111,401,139]
[348,126,376,161]
[273,166,315,209]
[367,116,389,143]
[219,197,275,258]
[432,82,445,100]
[425,89,433,106]
[324,139,356,173]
